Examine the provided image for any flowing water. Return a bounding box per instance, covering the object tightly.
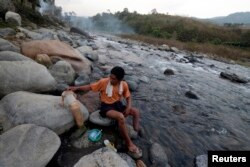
[94,35,250,166]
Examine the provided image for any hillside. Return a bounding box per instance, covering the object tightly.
[206,12,250,25]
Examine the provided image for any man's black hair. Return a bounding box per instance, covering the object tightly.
[111,66,125,81]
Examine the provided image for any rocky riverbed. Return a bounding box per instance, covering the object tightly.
[0,22,249,167]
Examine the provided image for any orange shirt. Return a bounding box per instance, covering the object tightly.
[90,77,131,104]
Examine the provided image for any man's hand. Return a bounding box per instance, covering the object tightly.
[67,86,78,92]
[123,108,130,117]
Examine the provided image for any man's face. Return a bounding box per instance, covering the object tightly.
[110,74,120,85]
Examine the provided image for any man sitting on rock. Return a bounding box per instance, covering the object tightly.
[68,66,142,158]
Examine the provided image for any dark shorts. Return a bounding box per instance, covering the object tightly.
[100,101,126,117]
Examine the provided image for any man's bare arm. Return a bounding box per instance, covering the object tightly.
[68,85,91,92]
[124,96,132,116]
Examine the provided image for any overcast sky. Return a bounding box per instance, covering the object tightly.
[55,0,250,18]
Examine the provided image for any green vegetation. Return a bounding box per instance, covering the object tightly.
[90,9,250,66]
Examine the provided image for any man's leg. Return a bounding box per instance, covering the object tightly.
[106,110,139,153]
[128,107,140,132]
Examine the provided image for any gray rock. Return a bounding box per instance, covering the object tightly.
[196,154,208,167]
[57,30,73,44]
[127,124,138,139]
[126,80,138,92]
[170,47,179,53]
[150,143,168,167]
[0,51,33,61]
[158,44,170,51]
[74,74,90,86]
[5,11,21,26]
[17,27,43,40]
[139,76,150,83]
[119,153,137,167]
[89,110,113,126]
[0,38,20,52]
[185,91,199,100]
[49,60,76,85]
[74,147,129,167]
[0,61,56,97]
[0,91,89,134]
[77,46,99,61]
[36,28,58,40]
[220,72,248,83]
[164,69,175,75]
[0,28,16,37]
[0,124,60,167]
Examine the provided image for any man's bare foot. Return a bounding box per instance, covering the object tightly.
[136,160,147,167]
[127,143,142,159]
[128,143,139,153]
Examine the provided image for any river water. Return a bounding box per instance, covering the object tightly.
[93,35,250,166]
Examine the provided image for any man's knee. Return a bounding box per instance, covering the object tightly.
[117,113,125,123]
[131,108,140,117]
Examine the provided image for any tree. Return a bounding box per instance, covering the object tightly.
[151,8,158,14]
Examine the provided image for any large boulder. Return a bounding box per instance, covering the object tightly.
[0,38,20,52]
[74,147,129,167]
[0,61,56,98]
[5,11,21,26]
[0,51,33,61]
[0,91,89,134]
[49,60,76,84]
[20,40,91,74]
[0,124,60,167]
[0,28,16,37]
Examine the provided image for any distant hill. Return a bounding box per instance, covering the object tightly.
[205,12,250,25]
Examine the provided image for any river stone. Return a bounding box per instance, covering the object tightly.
[196,154,208,167]
[5,11,21,26]
[35,54,53,68]
[126,80,138,92]
[0,124,60,167]
[0,28,16,37]
[0,61,56,98]
[149,143,168,166]
[139,76,150,83]
[0,91,89,134]
[118,153,137,167]
[164,68,175,75]
[0,38,20,52]
[49,60,76,84]
[74,73,90,86]
[220,72,248,83]
[18,27,43,40]
[0,51,33,61]
[74,147,129,167]
[185,91,199,99]
[89,110,113,126]
[127,124,138,139]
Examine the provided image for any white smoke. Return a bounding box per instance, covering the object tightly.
[68,14,135,35]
